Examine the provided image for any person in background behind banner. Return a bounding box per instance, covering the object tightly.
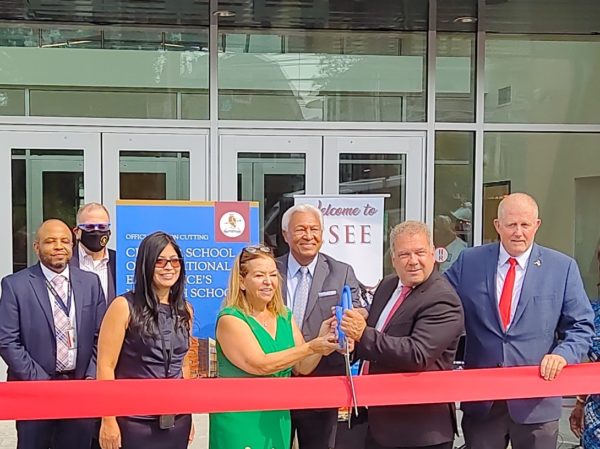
[210,245,340,449]
[341,221,464,449]
[445,193,594,449]
[97,231,193,449]
[0,219,106,449]
[71,202,117,304]
[276,203,364,449]
[433,215,467,273]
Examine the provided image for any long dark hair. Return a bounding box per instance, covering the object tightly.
[129,231,191,338]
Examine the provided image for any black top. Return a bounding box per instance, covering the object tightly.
[115,292,189,380]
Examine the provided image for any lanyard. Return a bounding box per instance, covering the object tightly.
[157,315,172,378]
[46,279,72,317]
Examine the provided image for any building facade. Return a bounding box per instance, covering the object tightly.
[1,0,599,303]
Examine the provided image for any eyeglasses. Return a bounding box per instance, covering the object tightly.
[242,245,272,255]
[155,257,182,269]
[77,223,111,232]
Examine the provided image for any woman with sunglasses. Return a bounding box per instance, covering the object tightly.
[97,231,193,449]
[209,244,340,449]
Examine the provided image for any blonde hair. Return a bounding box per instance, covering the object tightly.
[223,249,286,317]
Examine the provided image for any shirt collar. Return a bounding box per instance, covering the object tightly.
[287,253,319,278]
[40,262,70,283]
[78,243,109,263]
[498,243,533,270]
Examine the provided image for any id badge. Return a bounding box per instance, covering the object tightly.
[159,414,175,429]
[66,327,76,350]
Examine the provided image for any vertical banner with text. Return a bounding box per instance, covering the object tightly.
[116,200,259,338]
[294,195,386,288]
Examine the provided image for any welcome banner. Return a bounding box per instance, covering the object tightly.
[116,200,259,338]
[294,195,386,288]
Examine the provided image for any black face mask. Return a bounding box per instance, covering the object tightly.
[80,230,111,253]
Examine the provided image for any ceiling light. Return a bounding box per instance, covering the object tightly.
[213,10,235,17]
[453,16,477,24]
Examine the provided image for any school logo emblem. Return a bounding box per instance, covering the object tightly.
[219,212,245,238]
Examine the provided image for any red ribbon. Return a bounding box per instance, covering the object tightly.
[1,364,599,421]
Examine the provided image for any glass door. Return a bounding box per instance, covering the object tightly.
[220,134,322,254]
[323,135,425,274]
[0,131,101,277]
[102,133,209,233]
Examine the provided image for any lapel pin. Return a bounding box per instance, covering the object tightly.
[534,259,541,267]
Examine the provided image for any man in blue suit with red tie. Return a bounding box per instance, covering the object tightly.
[0,219,106,449]
[446,193,594,449]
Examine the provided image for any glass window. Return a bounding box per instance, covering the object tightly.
[339,153,406,275]
[0,25,209,119]
[237,153,306,255]
[0,88,25,116]
[485,35,600,124]
[436,33,475,122]
[484,133,600,299]
[119,151,190,200]
[218,30,427,122]
[11,149,84,272]
[434,132,474,272]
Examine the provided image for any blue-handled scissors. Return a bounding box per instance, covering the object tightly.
[335,285,359,420]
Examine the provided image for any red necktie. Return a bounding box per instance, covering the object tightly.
[499,257,517,330]
[362,286,412,375]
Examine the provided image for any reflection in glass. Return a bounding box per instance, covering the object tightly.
[237,153,306,256]
[219,31,426,122]
[119,151,190,200]
[436,33,475,122]
[339,153,405,277]
[11,149,84,272]
[483,133,600,299]
[434,132,474,272]
[485,35,600,124]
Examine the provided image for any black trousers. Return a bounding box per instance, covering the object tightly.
[292,409,339,449]
[366,432,454,449]
[117,414,192,449]
[16,418,94,449]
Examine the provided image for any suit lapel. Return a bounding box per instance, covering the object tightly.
[108,249,117,301]
[304,254,329,326]
[486,243,504,331]
[70,269,85,334]
[276,256,289,306]
[510,244,542,329]
[29,263,55,335]
[368,277,399,328]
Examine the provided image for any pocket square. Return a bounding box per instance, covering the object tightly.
[318,290,337,297]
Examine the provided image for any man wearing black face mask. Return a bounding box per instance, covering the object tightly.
[71,203,117,304]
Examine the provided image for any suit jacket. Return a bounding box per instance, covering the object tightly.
[445,242,594,424]
[276,252,360,376]
[70,244,117,303]
[356,271,464,447]
[0,263,107,381]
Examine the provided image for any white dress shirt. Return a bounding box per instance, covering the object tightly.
[496,244,533,328]
[78,244,109,300]
[40,263,78,371]
[286,254,318,310]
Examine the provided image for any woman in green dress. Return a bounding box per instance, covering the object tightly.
[209,245,339,449]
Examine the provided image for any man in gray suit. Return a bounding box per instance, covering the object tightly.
[276,203,362,449]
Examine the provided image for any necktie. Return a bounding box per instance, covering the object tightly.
[51,275,71,371]
[292,266,310,327]
[499,257,518,330]
[362,285,412,375]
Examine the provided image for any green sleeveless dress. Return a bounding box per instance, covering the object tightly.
[209,306,295,449]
